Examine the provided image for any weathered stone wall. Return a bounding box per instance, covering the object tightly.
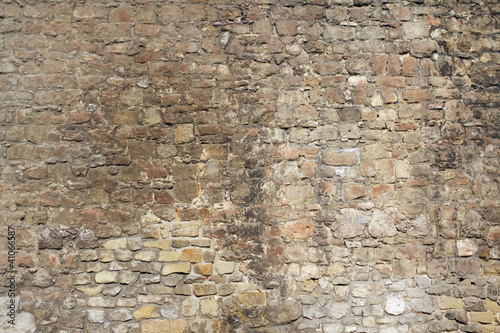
[0,0,499,332]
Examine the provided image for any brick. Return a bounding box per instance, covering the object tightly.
[469,312,493,324]
[161,263,191,276]
[159,5,183,23]
[391,7,412,21]
[343,183,368,200]
[158,251,180,262]
[182,248,202,263]
[402,56,418,76]
[194,263,213,276]
[276,20,298,36]
[7,143,33,159]
[155,191,174,204]
[403,89,432,102]
[1,2,497,332]
[109,6,134,22]
[323,150,357,166]
[174,124,194,144]
[193,284,217,296]
[284,219,315,240]
[372,54,387,75]
[403,22,429,39]
[380,77,406,88]
[133,305,159,321]
[386,54,401,76]
[410,40,437,56]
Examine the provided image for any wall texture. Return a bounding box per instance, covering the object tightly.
[0,0,499,332]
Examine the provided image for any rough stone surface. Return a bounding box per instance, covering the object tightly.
[368,210,397,238]
[335,208,368,238]
[1,1,499,332]
[385,294,406,315]
[141,319,187,333]
[265,300,302,326]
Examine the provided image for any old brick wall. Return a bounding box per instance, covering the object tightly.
[0,0,499,332]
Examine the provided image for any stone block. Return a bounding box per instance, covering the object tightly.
[335,208,367,239]
[103,238,128,250]
[161,263,191,276]
[133,305,159,321]
[193,284,217,296]
[323,150,357,166]
[369,210,397,238]
[141,319,187,333]
[144,240,171,251]
[403,22,429,39]
[200,297,219,317]
[194,263,213,276]
[159,251,181,262]
[284,219,315,240]
[182,248,202,263]
[439,296,463,309]
[215,261,235,275]
[95,271,118,284]
[276,20,298,36]
[173,181,199,203]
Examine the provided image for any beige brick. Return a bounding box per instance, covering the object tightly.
[469,312,493,324]
[159,251,181,262]
[439,296,463,310]
[144,240,171,250]
[161,263,191,276]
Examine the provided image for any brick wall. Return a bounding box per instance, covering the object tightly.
[0,0,499,332]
